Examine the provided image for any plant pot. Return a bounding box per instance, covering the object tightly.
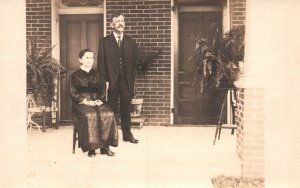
[130,98,144,117]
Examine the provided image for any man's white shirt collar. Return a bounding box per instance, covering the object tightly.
[113,32,123,42]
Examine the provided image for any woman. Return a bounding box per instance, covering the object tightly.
[69,48,118,157]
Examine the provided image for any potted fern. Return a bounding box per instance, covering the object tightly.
[26,38,66,109]
[131,43,163,117]
[190,24,245,92]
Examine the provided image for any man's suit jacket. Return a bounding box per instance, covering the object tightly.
[97,34,138,94]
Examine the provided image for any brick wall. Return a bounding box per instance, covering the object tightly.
[230,0,246,27]
[26,0,52,50]
[236,88,265,177]
[26,0,54,124]
[106,0,172,126]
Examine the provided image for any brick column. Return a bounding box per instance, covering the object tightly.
[234,0,265,178]
[242,0,300,187]
[236,87,265,177]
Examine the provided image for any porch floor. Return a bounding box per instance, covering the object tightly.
[27,124,241,188]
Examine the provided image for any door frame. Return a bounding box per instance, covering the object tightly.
[171,0,229,125]
[51,0,105,122]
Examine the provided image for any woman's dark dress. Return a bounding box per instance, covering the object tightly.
[69,68,118,152]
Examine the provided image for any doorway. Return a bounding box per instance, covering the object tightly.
[174,12,222,125]
[59,14,103,121]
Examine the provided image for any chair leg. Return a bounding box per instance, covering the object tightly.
[42,109,46,132]
[72,126,76,154]
[55,111,59,129]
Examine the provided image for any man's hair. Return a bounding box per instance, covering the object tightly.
[111,12,124,21]
[79,48,93,59]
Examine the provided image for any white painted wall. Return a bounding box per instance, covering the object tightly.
[0,0,26,187]
[245,0,300,187]
[222,0,230,33]
[170,0,177,124]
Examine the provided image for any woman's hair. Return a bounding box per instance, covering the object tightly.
[79,48,93,59]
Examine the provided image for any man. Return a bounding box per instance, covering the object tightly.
[97,12,139,144]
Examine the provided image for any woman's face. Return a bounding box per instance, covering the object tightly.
[79,52,94,68]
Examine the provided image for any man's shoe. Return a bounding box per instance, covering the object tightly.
[122,129,139,144]
[123,136,139,143]
[100,147,115,156]
[88,150,96,157]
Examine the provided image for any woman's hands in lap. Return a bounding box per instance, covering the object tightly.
[80,98,103,106]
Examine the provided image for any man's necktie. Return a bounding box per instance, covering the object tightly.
[117,36,121,47]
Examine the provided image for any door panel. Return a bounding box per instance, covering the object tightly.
[175,12,222,124]
[66,22,81,70]
[60,14,103,121]
[87,21,101,64]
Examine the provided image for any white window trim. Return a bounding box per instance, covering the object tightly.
[58,7,104,14]
[57,0,104,14]
[178,6,222,12]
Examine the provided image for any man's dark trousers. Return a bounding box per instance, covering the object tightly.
[108,75,132,132]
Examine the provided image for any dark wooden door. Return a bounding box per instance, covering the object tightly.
[60,14,103,121]
[175,12,222,125]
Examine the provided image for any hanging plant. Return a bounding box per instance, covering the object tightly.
[26,38,66,106]
[189,24,245,93]
[133,42,163,98]
[130,43,163,117]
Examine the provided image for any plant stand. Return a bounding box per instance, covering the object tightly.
[26,94,45,132]
[45,106,59,130]
[213,89,237,145]
[27,94,59,132]
[131,116,145,130]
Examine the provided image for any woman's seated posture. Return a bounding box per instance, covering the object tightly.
[69,49,118,157]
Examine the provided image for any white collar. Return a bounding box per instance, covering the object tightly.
[113,32,123,42]
[80,66,92,73]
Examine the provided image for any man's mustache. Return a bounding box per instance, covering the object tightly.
[117,25,124,28]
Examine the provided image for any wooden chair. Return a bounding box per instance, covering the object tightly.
[213,89,237,145]
[72,82,109,154]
